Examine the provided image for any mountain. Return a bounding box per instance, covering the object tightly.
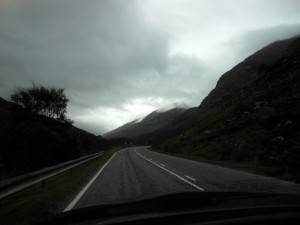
[105,36,300,147]
[160,36,300,179]
[103,108,187,144]
[0,97,109,180]
[197,36,299,118]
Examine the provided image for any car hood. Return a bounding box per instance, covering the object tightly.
[35,191,300,225]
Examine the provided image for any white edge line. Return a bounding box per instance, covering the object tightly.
[134,150,204,191]
[160,164,165,167]
[147,147,300,187]
[63,151,120,212]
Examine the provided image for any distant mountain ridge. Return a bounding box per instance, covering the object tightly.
[103,108,186,143]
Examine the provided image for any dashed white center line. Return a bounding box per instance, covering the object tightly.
[160,164,165,167]
[184,175,197,184]
[134,150,204,191]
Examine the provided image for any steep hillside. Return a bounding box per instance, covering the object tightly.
[0,97,110,180]
[198,36,298,119]
[103,108,187,144]
[160,36,300,179]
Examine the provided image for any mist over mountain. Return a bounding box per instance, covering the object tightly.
[105,36,300,145]
[103,108,187,143]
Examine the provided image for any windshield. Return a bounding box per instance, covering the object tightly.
[1,0,300,225]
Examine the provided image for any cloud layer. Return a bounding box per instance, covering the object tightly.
[1,0,300,134]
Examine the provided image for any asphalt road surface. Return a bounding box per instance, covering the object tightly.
[66,146,300,210]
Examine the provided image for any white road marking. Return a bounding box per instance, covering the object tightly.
[160,164,165,167]
[134,150,204,191]
[63,151,120,212]
[184,175,197,183]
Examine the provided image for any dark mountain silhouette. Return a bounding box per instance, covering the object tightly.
[197,36,299,119]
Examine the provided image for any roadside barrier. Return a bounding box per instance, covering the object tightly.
[0,151,104,200]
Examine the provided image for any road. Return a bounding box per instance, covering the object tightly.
[65,146,300,210]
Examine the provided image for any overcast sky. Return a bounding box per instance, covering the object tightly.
[1,0,300,135]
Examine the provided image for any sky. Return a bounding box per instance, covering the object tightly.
[1,0,300,135]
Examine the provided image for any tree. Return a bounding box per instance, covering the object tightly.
[10,83,73,124]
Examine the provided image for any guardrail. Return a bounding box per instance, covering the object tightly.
[0,151,104,200]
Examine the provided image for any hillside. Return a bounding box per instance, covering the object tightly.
[198,36,298,118]
[103,108,187,144]
[160,36,300,179]
[0,97,109,180]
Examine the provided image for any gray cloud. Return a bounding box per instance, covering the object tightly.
[0,0,209,134]
[1,0,299,134]
[226,23,300,64]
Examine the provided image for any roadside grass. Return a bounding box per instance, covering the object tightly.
[0,146,124,225]
[149,148,283,179]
